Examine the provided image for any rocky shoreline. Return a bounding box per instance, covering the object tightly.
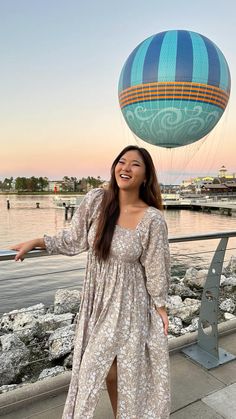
[1,257,236,394]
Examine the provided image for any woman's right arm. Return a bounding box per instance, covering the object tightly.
[12,188,104,261]
[12,238,46,261]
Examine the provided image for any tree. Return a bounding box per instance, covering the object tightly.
[62,176,75,192]
[1,177,13,190]
[38,177,49,191]
[15,177,28,191]
[27,176,38,192]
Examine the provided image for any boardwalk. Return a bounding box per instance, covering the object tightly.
[0,331,236,419]
[164,198,236,215]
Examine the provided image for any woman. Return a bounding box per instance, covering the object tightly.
[13,145,171,419]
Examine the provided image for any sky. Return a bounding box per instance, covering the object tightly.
[0,0,236,184]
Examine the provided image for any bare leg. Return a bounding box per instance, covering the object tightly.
[105,357,118,417]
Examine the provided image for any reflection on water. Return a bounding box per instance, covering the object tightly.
[1,194,236,312]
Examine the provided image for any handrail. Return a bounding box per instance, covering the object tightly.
[1,230,236,261]
[1,230,236,370]
[168,230,236,243]
[0,249,48,261]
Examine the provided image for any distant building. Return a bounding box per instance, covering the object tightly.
[218,165,236,180]
[181,166,236,195]
[48,181,64,192]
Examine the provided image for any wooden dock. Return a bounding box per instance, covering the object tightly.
[164,199,236,215]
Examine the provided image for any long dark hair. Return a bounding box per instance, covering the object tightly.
[94,145,163,261]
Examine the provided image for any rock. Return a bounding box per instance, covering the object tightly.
[181,317,199,334]
[54,289,81,315]
[168,317,183,336]
[48,324,76,360]
[36,313,74,334]
[63,352,74,369]
[0,306,73,341]
[170,276,183,284]
[169,283,198,299]
[167,295,182,309]
[0,334,30,386]
[223,256,236,276]
[223,312,236,321]
[169,298,201,324]
[220,275,227,285]
[220,276,236,289]
[219,298,235,313]
[0,333,26,352]
[183,268,208,289]
[38,366,65,380]
[184,298,200,306]
[0,304,46,337]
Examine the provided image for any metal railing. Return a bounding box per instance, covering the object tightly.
[1,230,236,370]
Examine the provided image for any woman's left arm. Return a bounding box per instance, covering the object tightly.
[140,214,170,335]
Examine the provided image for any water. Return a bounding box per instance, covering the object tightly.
[1,194,236,313]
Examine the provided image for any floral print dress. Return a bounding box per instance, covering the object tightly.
[44,188,171,419]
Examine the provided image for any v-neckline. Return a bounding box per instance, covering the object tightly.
[116,206,151,231]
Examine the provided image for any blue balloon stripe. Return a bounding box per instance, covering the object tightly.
[158,30,178,82]
[215,45,231,92]
[118,65,125,93]
[130,36,154,86]
[190,32,209,85]
[175,30,193,82]
[121,43,142,90]
[142,32,166,83]
[201,35,221,87]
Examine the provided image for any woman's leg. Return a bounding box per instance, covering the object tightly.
[105,357,118,417]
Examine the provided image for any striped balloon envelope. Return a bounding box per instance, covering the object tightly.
[118,30,231,148]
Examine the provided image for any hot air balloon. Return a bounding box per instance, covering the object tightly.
[118,30,231,148]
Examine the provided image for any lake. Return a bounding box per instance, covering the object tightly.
[1,194,236,313]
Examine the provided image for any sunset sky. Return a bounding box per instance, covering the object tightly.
[0,0,236,184]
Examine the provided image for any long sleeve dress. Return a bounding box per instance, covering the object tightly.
[44,188,171,419]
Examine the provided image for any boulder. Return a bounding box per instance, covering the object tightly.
[170,276,183,284]
[168,317,183,336]
[0,334,30,386]
[181,317,199,334]
[220,276,236,289]
[0,304,46,339]
[223,312,236,321]
[169,298,201,324]
[219,298,235,313]
[54,289,81,315]
[167,295,182,310]
[36,313,74,334]
[183,268,208,289]
[223,256,236,276]
[63,352,74,369]
[169,283,198,299]
[48,324,76,360]
[38,366,65,380]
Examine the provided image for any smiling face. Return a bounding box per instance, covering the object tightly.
[114,150,146,191]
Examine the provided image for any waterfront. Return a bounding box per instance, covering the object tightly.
[1,194,236,313]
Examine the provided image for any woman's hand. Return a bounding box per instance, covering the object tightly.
[155,306,169,336]
[11,238,45,262]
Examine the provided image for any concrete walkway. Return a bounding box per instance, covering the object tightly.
[1,332,236,419]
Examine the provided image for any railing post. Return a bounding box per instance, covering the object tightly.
[182,237,236,369]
